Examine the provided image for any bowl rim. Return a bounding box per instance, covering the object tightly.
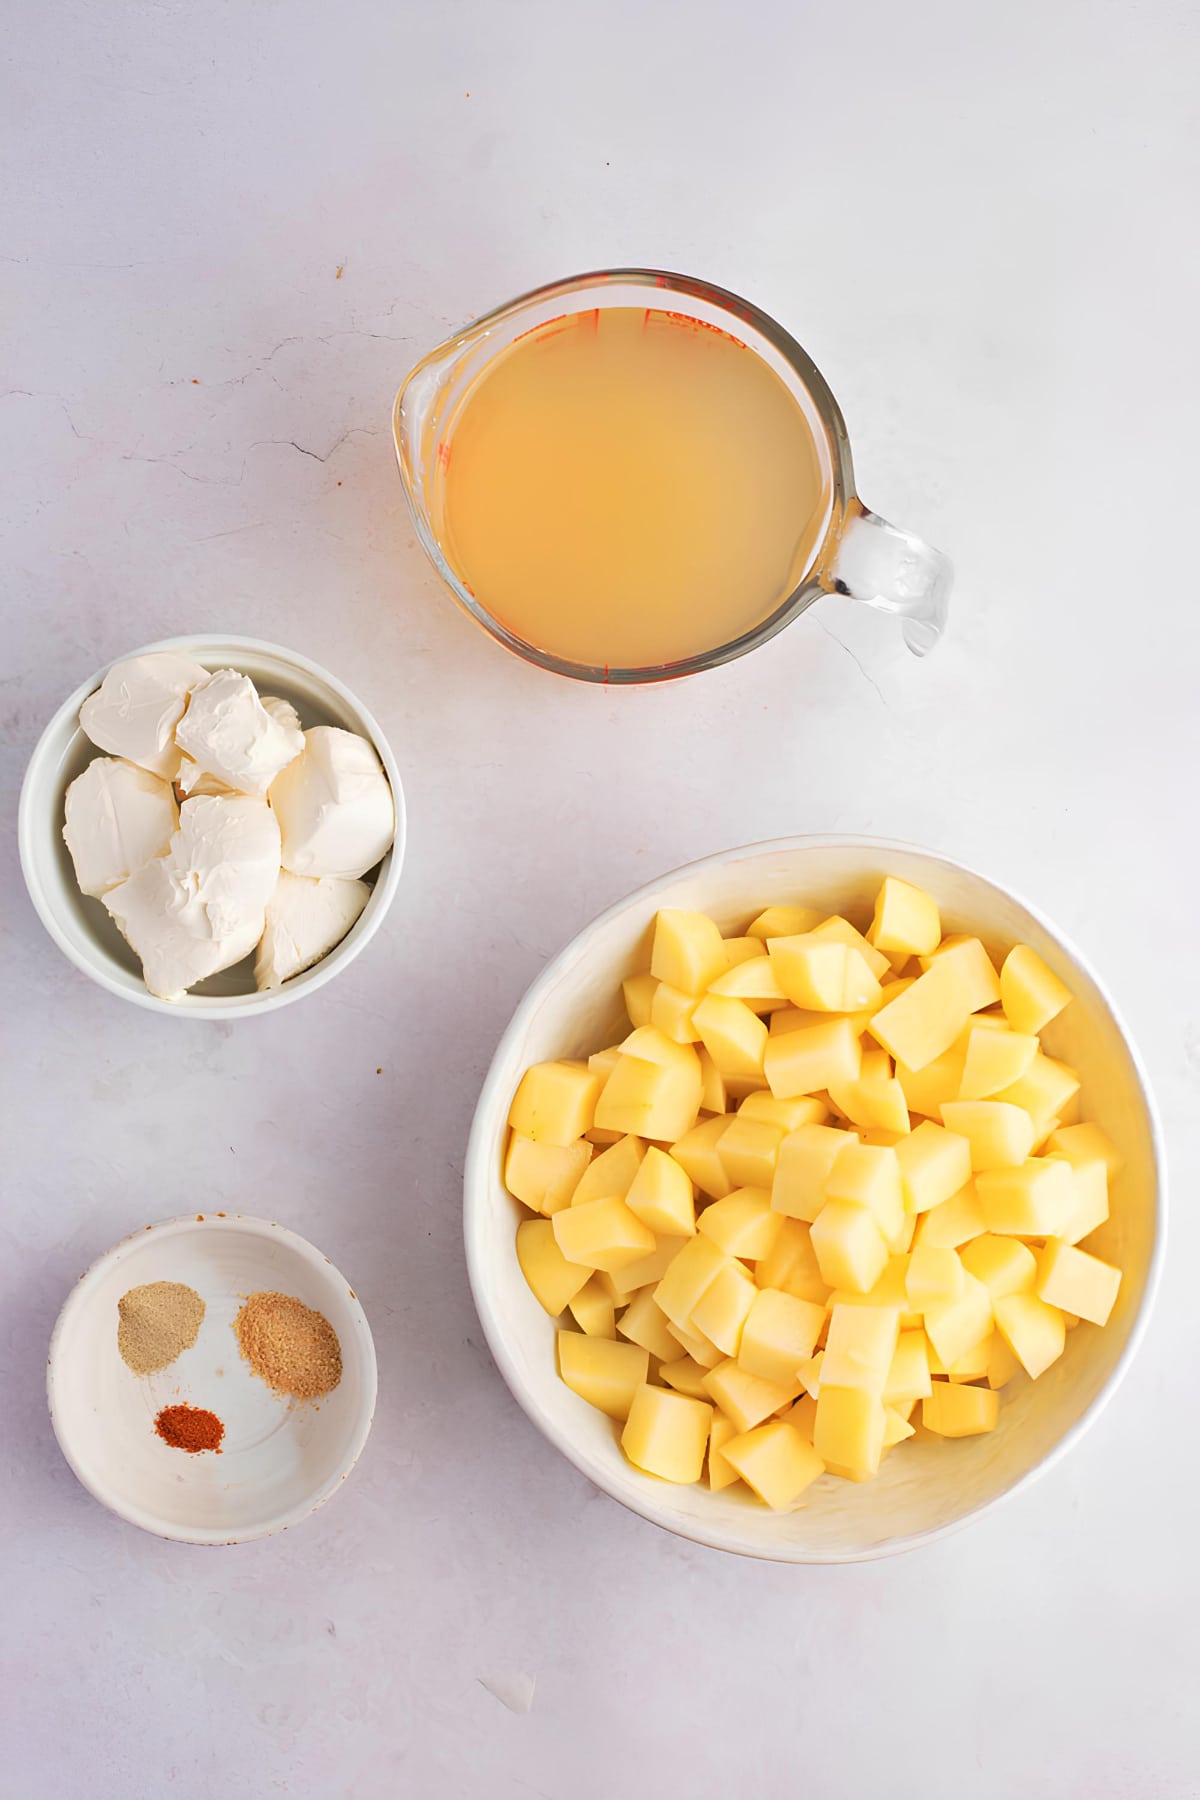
[46,1211,379,1545]
[464,833,1167,1563]
[17,632,407,1019]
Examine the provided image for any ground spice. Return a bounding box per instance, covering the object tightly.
[154,1403,224,1453]
[117,1281,206,1375]
[233,1291,342,1400]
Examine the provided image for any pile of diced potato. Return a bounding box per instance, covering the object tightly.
[504,877,1124,1511]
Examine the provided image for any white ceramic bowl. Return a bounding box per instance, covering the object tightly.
[18,634,406,1018]
[465,836,1165,1562]
[48,1214,377,1544]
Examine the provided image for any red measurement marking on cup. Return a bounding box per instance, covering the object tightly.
[513,312,569,346]
[437,440,452,470]
[660,309,748,350]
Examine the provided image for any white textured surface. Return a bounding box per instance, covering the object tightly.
[2,1,1197,1795]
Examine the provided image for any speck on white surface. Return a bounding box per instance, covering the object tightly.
[2,2,1198,1796]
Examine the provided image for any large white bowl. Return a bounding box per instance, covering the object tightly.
[48,1213,377,1544]
[18,634,406,1019]
[465,837,1165,1562]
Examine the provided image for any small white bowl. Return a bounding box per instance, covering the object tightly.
[48,1213,377,1544]
[18,634,406,1018]
[465,836,1165,1562]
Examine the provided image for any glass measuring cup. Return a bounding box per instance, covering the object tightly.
[394,269,952,683]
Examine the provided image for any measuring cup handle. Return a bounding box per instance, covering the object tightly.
[825,500,952,655]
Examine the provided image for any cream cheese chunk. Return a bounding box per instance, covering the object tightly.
[254,870,370,989]
[102,794,281,999]
[62,757,179,897]
[79,652,208,779]
[269,726,395,879]
[175,670,304,800]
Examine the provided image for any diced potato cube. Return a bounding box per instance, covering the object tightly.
[691,994,769,1081]
[767,935,882,1012]
[690,1259,759,1356]
[883,1405,916,1447]
[905,1245,965,1309]
[1036,1240,1122,1325]
[756,1218,832,1306]
[1047,1122,1123,1178]
[650,981,701,1043]
[509,1060,603,1146]
[771,1123,861,1222]
[960,1234,1037,1299]
[696,1047,728,1114]
[588,1045,623,1082]
[670,1115,735,1198]
[707,1410,741,1490]
[976,1158,1075,1237]
[571,1133,646,1207]
[993,1292,1067,1377]
[621,1385,713,1482]
[703,1359,800,1432]
[829,1255,915,1322]
[763,1016,862,1101]
[810,1200,889,1294]
[722,935,766,968]
[504,1133,594,1216]
[658,1354,713,1398]
[893,1121,973,1215]
[868,955,973,1072]
[813,1386,887,1480]
[892,1211,918,1253]
[739,1093,827,1132]
[652,1234,729,1326]
[746,905,823,940]
[868,875,941,958]
[958,1026,1039,1100]
[918,937,1001,1011]
[666,1319,724,1368]
[610,1234,690,1294]
[912,1183,986,1249]
[922,1382,999,1437]
[809,914,890,979]
[986,1332,1022,1389]
[821,1304,900,1394]
[946,1335,992,1381]
[737,1288,825,1385]
[516,1219,593,1316]
[784,1392,818,1439]
[1053,1157,1110,1246]
[622,972,658,1029]
[1000,944,1072,1035]
[825,1142,905,1246]
[717,1116,785,1190]
[698,1187,784,1261]
[827,1051,911,1136]
[884,1329,933,1403]
[624,1145,697,1236]
[595,1035,703,1142]
[923,1271,993,1367]
[557,1331,649,1418]
[650,908,728,996]
[796,1351,824,1397]
[553,1196,656,1272]
[721,1420,826,1509]
[895,1046,966,1119]
[707,954,788,1007]
[568,1275,616,1337]
[617,1290,680,1362]
[994,1054,1081,1136]
[939,1101,1036,1171]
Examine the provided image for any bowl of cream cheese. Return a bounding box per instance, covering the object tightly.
[19,635,406,1017]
